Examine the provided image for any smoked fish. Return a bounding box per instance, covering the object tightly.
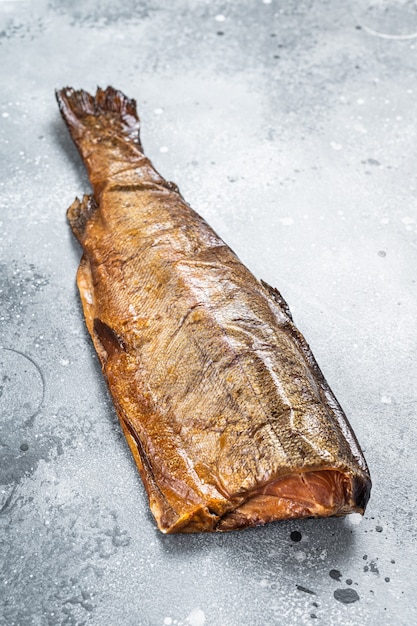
[56,86,371,533]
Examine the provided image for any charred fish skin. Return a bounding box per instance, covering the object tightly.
[56,86,371,533]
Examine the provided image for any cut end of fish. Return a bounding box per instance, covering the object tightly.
[158,469,371,534]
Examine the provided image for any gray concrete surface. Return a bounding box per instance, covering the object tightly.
[1,0,416,624]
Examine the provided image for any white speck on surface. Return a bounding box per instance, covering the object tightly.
[164,618,173,625]
[357,98,365,105]
[401,216,415,225]
[186,608,205,626]
[330,141,342,150]
[295,551,306,562]
[259,578,269,588]
[154,108,164,114]
[215,14,225,22]
[380,217,390,224]
[347,513,363,525]
[60,359,69,366]
[2,112,9,118]
[279,217,294,225]
[381,395,392,404]
[160,146,169,153]
[262,0,273,4]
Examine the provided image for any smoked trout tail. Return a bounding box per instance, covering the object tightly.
[56,86,147,192]
[57,86,183,237]
[56,85,141,149]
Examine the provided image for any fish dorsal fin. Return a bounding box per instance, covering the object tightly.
[261,279,293,320]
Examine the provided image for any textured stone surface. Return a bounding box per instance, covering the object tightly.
[1,1,416,624]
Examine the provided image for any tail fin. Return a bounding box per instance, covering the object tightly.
[56,86,144,187]
[56,86,141,146]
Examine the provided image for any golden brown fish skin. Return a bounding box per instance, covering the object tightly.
[56,86,371,533]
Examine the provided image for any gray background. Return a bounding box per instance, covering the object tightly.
[1,0,416,624]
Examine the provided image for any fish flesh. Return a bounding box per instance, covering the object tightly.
[56,86,371,533]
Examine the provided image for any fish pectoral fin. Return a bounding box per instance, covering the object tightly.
[261,279,293,320]
[93,318,127,361]
[67,194,98,242]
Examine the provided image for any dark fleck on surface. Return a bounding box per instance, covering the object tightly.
[369,561,379,574]
[363,555,368,560]
[364,566,369,572]
[346,579,353,585]
[296,585,316,595]
[385,577,390,583]
[290,530,302,542]
[20,442,29,451]
[329,569,342,581]
[376,525,383,532]
[378,251,386,258]
[310,615,317,619]
[334,589,360,604]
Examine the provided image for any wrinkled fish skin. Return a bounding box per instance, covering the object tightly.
[56,86,371,533]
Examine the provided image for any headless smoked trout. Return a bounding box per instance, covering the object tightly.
[56,86,371,533]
